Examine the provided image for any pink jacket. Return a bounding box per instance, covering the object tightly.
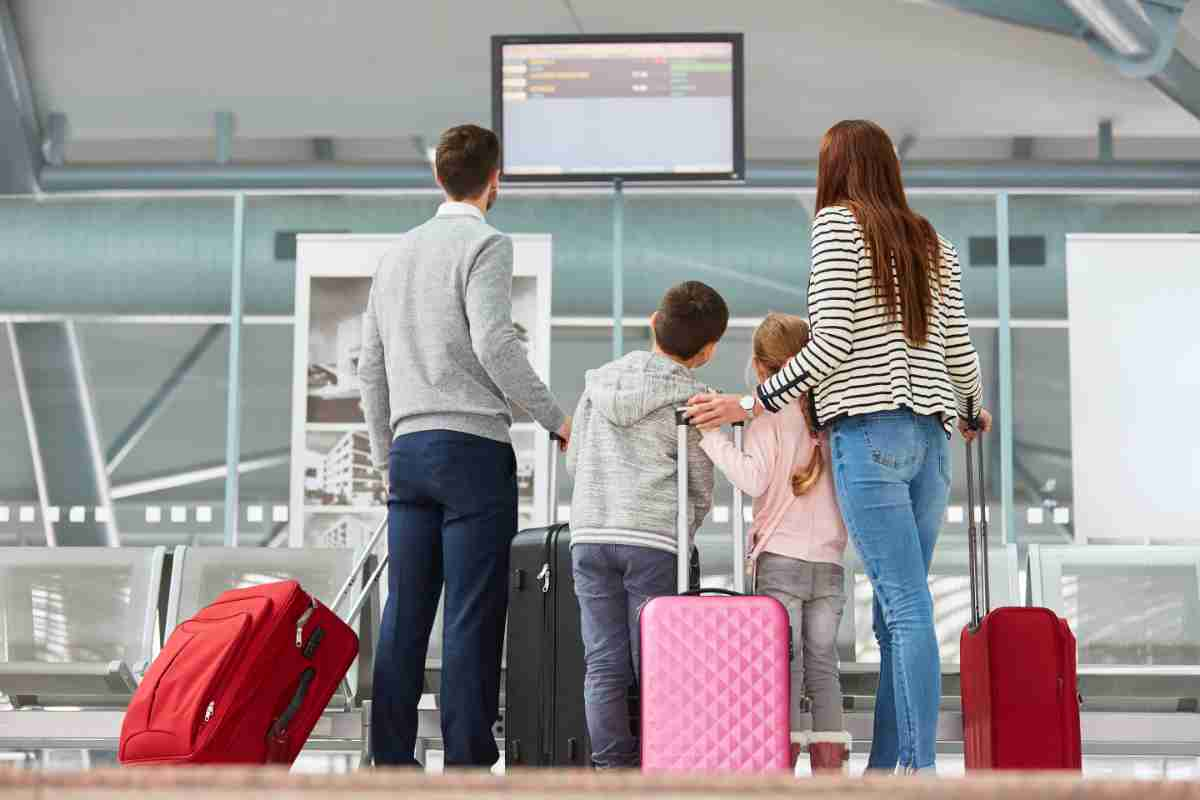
[699,403,847,566]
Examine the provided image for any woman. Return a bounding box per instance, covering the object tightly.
[688,119,992,774]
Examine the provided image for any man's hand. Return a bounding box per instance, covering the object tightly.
[958,408,993,442]
[556,417,572,452]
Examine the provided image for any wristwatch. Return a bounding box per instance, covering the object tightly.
[738,394,756,421]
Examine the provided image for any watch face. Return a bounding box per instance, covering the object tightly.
[740,395,755,411]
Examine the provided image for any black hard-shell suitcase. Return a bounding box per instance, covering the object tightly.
[505,519,591,767]
[504,433,590,767]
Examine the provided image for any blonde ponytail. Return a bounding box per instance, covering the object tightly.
[753,312,824,497]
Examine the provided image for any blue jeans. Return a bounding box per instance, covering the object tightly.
[572,543,676,768]
[830,409,950,771]
[372,430,517,768]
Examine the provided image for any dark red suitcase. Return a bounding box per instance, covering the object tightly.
[119,579,360,765]
[958,418,1082,771]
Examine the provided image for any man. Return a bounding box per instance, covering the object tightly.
[358,124,570,768]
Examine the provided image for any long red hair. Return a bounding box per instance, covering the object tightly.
[815,120,941,345]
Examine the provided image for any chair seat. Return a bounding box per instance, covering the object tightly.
[0,660,137,707]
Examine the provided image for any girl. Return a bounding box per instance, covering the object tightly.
[697,312,851,774]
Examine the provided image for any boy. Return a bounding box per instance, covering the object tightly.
[566,280,729,769]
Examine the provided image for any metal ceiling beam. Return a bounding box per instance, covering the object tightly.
[1148,47,1200,118]
[747,158,1200,188]
[910,0,1084,36]
[0,0,41,193]
[109,448,289,500]
[34,157,1200,191]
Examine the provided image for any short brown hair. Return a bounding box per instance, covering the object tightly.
[653,281,729,360]
[435,124,500,200]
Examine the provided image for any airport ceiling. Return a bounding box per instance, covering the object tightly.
[10,0,1200,163]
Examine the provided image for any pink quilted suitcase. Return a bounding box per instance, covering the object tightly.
[639,412,792,773]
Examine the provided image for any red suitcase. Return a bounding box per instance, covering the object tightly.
[958,418,1082,771]
[639,414,793,773]
[120,577,362,765]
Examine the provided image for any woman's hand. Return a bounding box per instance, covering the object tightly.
[686,393,750,429]
[958,408,993,442]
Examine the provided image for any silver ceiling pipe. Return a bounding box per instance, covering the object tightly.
[1061,0,1161,57]
[36,158,1200,192]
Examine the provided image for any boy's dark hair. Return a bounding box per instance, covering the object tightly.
[653,281,730,360]
[435,124,501,200]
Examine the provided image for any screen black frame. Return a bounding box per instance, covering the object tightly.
[491,32,745,184]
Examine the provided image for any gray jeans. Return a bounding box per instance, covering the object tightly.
[572,543,676,769]
[756,553,847,732]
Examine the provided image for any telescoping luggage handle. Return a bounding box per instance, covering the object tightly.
[675,408,746,595]
[965,399,991,631]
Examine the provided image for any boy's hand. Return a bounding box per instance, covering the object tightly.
[686,393,746,428]
[555,417,572,451]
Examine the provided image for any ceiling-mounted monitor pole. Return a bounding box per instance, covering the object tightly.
[612,177,624,359]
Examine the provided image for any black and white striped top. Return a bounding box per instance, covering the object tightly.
[757,205,983,434]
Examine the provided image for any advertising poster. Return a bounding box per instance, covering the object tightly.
[290,234,553,547]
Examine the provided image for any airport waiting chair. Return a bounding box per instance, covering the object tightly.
[1028,545,1200,668]
[164,546,377,707]
[0,547,165,707]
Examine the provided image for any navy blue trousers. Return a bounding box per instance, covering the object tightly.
[371,430,518,767]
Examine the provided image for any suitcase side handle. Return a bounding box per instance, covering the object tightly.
[965,398,991,630]
[266,667,316,763]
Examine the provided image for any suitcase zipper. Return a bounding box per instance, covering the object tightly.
[295,594,317,647]
[537,564,551,594]
[203,701,214,723]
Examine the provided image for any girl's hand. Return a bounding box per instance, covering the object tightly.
[687,393,748,428]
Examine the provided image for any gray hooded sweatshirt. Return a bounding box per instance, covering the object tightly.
[566,351,714,555]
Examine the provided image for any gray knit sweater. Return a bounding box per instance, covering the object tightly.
[566,351,714,555]
[358,203,566,471]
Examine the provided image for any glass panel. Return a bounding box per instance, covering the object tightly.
[550,327,617,516]
[491,194,614,317]
[908,193,1000,319]
[1012,328,1073,544]
[79,322,230,547]
[622,193,811,318]
[1009,194,1200,544]
[1010,193,1200,319]
[0,196,234,549]
[243,195,434,315]
[239,323,294,546]
[244,193,613,316]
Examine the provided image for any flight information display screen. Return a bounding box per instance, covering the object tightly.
[492,35,744,182]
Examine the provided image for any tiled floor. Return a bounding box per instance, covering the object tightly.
[289,751,1200,780]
